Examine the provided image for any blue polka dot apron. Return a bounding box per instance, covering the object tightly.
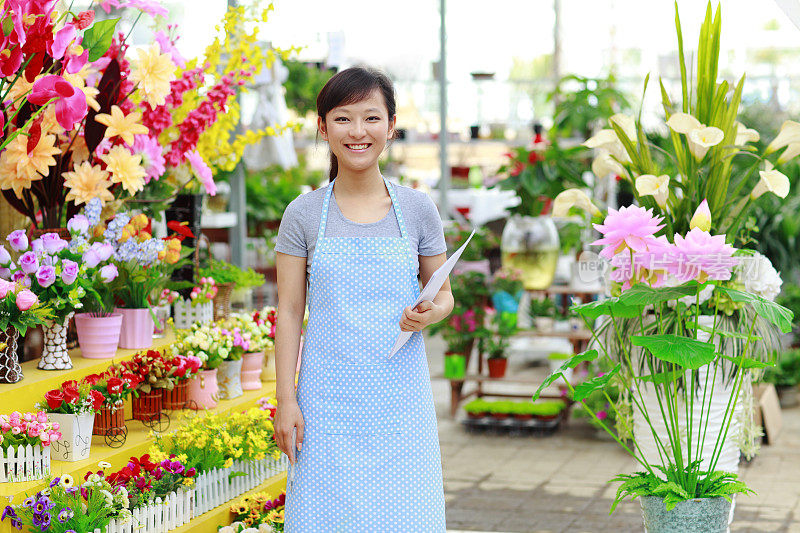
[284,177,446,532]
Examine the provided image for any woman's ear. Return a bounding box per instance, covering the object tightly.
[318,116,328,141]
[388,114,397,139]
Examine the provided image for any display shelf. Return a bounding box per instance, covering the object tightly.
[172,473,287,533]
[0,331,177,414]
[0,383,276,502]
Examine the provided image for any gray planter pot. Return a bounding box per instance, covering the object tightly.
[641,496,731,533]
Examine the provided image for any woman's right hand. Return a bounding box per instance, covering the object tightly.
[275,399,305,464]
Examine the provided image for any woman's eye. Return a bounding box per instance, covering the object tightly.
[334,117,348,122]
[368,116,380,121]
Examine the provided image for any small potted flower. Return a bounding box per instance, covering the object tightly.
[528,296,558,331]
[0,279,51,384]
[462,398,491,419]
[483,306,517,379]
[254,306,278,381]
[38,380,104,461]
[161,353,203,409]
[152,289,180,338]
[0,411,61,482]
[173,323,226,409]
[173,276,216,329]
[216,324,250,400]
[226,313,271,389]
[488,400,512,420]
[85,370,142,437]
[120,350,171,422]
[199,259,265,320]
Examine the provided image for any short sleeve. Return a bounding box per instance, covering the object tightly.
[417,193,447,256]
[274,199,308,257]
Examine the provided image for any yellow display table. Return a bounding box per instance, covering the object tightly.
[0,329,286,533]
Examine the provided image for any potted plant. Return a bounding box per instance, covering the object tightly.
[119,349,172,422]
[216,323,251,400]
[0,279,52,384]
[488,400,513,420]
[161,353,203,410]
[483,306,517,379]
[0,411,61,482]
[199,259,265,320]
[764,349,800,408]
[152,289,179,338]
[84,369,142,437]
[462,399,491,419]
[507,401,534,421]
[173,276,216,329]
[227,312,273,389]
[489,267,525,328]
[173,323,226,409]
[446,224,498,276]
[528,297,558,331]
[530,401,566,421]
[38,381,104,462]
[254,306,278,381]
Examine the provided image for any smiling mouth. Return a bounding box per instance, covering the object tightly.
[345,143,371,151]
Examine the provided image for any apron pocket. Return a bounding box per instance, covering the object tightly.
[321,361,405,435]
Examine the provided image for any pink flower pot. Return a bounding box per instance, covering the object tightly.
[115,308,154,350]
[241,351,263,390]
[187,368,218,409]
[74,313,123,359]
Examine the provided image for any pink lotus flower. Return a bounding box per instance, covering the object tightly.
[592,205,665,260]
[28,75,88,131]
[668,228,738,283]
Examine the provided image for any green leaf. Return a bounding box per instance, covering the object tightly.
[618,282,701,306]
[637,371,682,385]
[532,371,564,402]
[531,350,597,401]
[83,18,120,62]
[631,334,716,369]
[716,287,794,333]
[570,298,641,320]
[683,321,762,342]
[719,354,774,370]
[572,363,621,401]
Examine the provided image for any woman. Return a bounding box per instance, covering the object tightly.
[274,66,452,531]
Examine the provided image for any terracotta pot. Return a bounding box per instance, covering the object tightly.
[162,380,189,410]
[487,357,508,378]
[94,405,125,436]
[241,351,263,390]
[116,308,154,350]
[75,313,123,359]
[187,368,218,409]
[131,389,162,421]
[514,414,534,421]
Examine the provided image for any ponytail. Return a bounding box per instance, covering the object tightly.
[329,152,338,182]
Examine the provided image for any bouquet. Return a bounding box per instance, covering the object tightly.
[0,278,51,335]
[84,370,143,412]
[229,312,274,353]
[189,276,217,306]
[253,307,277,344]
[105,453,196,510]
[40,380,104,416]
[163,353,202,384]
[117,349,171,394]
[0,411,61,450]
[172,323,229,370]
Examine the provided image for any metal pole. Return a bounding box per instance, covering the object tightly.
[227,0,246,267]
[438,0,450,221]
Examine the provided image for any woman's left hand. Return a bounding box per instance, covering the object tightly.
[400,300,441,332]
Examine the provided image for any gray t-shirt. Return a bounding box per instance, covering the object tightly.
[275,180,447,279]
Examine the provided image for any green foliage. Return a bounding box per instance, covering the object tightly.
[0,294,52,337]
[283,60,334,116]
[471,399,565,416]
[199,259,265,288]
[763,349,800,387]
[463,399,491,414]
[528,297,558,319]
[548,73,631,140]
[776,284,800,330]
[444,223,498,262]
[83,18,119,62]
[557,221,583,255]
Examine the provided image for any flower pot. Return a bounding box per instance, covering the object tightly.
[93,405,125,436]
[173,299,213,330]
[116,308,154,350]
[534,317,555,331]
[131,389,163,421]
[0,444,51,483]
[241,351,263,390]
[444,352,467,379]
[261,346,276,382]
[152,304,171,339]
[501,215,560,290]
[640,496,731,533]
[162,380,189,410]
[187,368,219,409]
[213,282,234,321]
[218,359,244,400]
[777,385,799,408]
[467,411,488,419]
[0,327,22,384]
[47,413,94,462]
[492,412,510,420]
[487,357,508,378]
[514,414,534,421]
[38,312,75,370]
[75,313,123,359]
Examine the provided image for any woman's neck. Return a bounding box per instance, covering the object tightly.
[333,166,387,198]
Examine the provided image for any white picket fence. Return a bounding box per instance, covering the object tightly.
[173,300,213,329]
[0,444,51,483]
[98,487,194,533]
[193,456,289,517]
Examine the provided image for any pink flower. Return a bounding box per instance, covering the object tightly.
[16,289,38,311]
[124,0,169,17]
[185,150,216,196]
[154,29,185,68]
[597,410,608,420]
[28,75,88,131]
[592,205,665,260]
[0,279,15,298]
[48,24,77,60]
[98,0,122,13]
[36,412,47,424]
[131,134,165,183]
[668,228,738,283]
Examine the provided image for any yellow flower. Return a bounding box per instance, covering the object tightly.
[129,43,176,106]
[63,161,113,205]
[0,130,60,197]
[100,145,146,196]
[95,105,149,146]
[223,458,233,468]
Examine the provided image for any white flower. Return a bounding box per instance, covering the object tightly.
[591,150,626,179]
[100,489,114,506]
[751,168,790,200]
[552,189,601,217]
[734,122,760,145]
[766,120,800,154]
[687,126,725,160]
[736,252,782,302]
[609,113,637,143]
[635,174,670,208]
[777,142,800,165]
[583,129,630,163]
[666,112,702,134]
[98,461,112,469]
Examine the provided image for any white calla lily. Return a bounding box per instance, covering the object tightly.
[609,114,637,144]
[751,169,791,200]
[687,126,724,160]
[766,120,800,154]
[734,122,760,145]
[591,151,625,179]
[553,189,601,217]
[778,142,800,164]
[635,174,670,208]
[666,112,702,134]
[583,129,619,149]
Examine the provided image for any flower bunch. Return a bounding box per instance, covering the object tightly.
[172,322,230,369]
[162,353,202,384]
[228,312,274,352]
[83,370,143,412]
[154,288,180,307]
[116,349,170,394]
[227,491,286,531]
[253,307,277,342]
[80,468,132,525]
[39,380,104,416]
[0,412,61,449]
[105,453,196,510]
[256,397,277,420]
[0,276,51,335]
[216,325,251,361]
[190,276,217,306]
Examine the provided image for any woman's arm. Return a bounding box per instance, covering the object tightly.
[399,252,454,332]
[274,251,308,463]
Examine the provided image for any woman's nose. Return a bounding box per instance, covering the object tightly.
[349,121,366,138]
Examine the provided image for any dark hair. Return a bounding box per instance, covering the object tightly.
[316,66,396,182]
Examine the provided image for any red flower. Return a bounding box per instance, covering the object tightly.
[83,373,102,385]
[44,390,63,410]
[167,220,195,241]
[107,377,124,395]
[509,161,524,177]
[186,467,196,477]
[90,390,105,410]
[528,151,541,165]
[71,10,95,30]
[62,384,80,404]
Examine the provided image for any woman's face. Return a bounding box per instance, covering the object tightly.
[319,89,395,174]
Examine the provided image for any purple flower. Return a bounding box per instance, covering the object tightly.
[82,248,101,268]
[99,264,118,283]
[41,233,68,254]
[31,239,44,256]
[12,271,30,288]
[19,252,39,274]
[21,497,34,508]
[39,511,51,529]
[0,267,9,279]
[2,505,17,520]
[592,205,665,260]
[96,243,114,262]
[67,215,89,235]
[57,507,72,523]
[61,260,79,285]
[36,266,56,288]
[7,230,28,252]
[49,477,60,489]
[0,246,10,266]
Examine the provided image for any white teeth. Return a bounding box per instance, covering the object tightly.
[347,144,369,150]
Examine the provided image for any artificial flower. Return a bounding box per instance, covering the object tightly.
[734,121,760,145]
[635,174,670,208]
[591,205,665,260]
[777,142,800,165]
[100,146,147,195]
[766,120,800,154]
[63,161,114,205]
[669,228,738,283]
[131,134,166,182]
[7,231,28,252]
[16,290,38,311]
[129,43,176,107]
[591,151,625,179]
[0,131,60,197]
[751,168,790,200]
[186,150,216,195]
[583,128,629,163]
[609,113,637,143]
[689,199,712,232]
[687,126,725,160]
[552,189,601,217]
[28,75,88,131]
[95,105,149,146]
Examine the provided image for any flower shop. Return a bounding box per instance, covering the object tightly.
[0,1,292,532]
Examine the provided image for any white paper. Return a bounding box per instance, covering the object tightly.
[389,229,476,358]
